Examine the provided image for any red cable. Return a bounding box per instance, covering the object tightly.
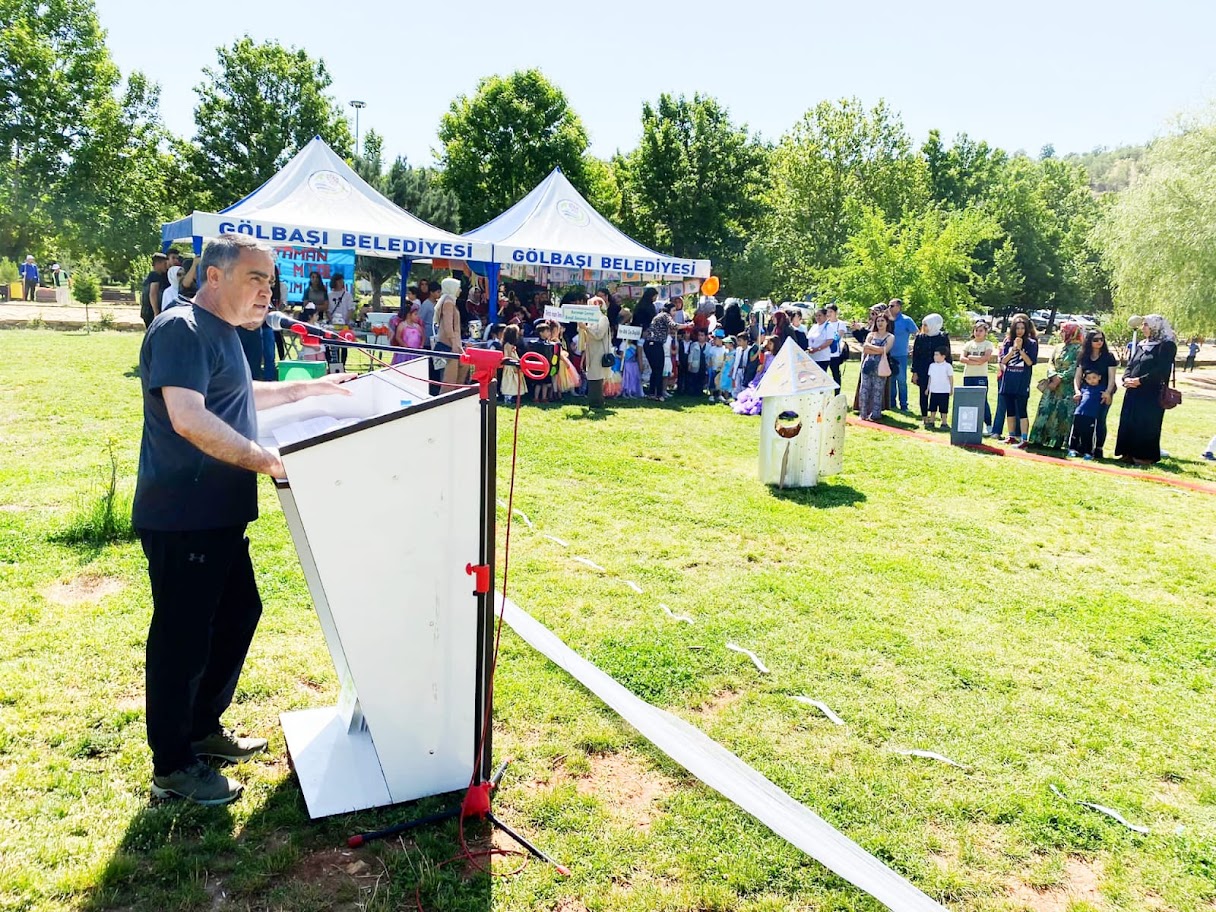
[416,392,528,911]
[346,340,539,907]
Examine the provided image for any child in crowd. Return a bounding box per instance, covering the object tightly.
[500,325,524,404]
[666,324,679,394]
[530,322,556,403]
[681,328,709,396]
[707,330,726,402]
[717,336,736,403]
[391,303,424,365]
[621,340,642,398]
[638,334,652,391]
[926,348,953,429]
[1068,369,1106,459]
[741,334,762,387]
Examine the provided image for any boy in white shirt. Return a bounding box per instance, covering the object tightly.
[707,330,726,401]
[926,348,954,430]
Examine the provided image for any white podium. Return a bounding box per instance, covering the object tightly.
[257,360,492,819]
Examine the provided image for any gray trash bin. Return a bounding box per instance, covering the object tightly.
[951,384,987,446]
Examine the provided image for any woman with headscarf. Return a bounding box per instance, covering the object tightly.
[578,296,612,408]
[910,314,950,426]
[1029,320,1083,448]
[1115,314,1178,465]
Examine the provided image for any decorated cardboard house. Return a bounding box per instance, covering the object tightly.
[754,337,848,488]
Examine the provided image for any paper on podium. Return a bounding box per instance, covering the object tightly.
[257,362,431,450]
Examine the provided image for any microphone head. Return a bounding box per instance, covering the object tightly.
[1127,315,1144,329]
[266,310,289,331]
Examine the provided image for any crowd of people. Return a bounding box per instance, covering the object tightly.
[131,249,1197,466]
[850,299,1182,465]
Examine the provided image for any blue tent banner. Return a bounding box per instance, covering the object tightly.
[276,246,355,301]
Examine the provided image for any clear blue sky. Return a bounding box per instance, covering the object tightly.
[95,0,1215,166]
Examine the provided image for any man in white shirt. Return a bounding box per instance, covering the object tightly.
[806,307,834,370]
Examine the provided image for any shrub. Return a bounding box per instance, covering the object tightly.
[73,273,100,307]
[97,311,116,330]
[0,257,19,284]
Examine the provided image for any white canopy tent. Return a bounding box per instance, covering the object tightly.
[463,167,712,320]
[161,137,492,297]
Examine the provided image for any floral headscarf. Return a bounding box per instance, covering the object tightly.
[1059,321,1083,345]
[1141,314,1177,343]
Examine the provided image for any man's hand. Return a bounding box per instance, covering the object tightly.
[253,373,356,410]
[304,373,357,398]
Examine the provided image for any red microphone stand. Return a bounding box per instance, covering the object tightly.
[343,345,568,875]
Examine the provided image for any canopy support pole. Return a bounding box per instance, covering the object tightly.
[486,263,501,323]
[399,256,413,307]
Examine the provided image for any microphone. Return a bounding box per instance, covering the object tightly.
[266,311,328,336]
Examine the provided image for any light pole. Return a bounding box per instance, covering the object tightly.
[349,100,367,156]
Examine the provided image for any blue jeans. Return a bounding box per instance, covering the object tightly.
[991,388,1006,434]
[962,375,992,427]
[889,356,909,410]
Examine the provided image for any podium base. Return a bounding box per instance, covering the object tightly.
[281,707,391,818]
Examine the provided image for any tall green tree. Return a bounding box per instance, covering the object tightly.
[922,130,1008,210]
[384,157,460,233]
[764,98,929,298]
[820,207,1003,323]
[0,0,176,275]
[353,128,384,189]
[616,93,768,278]
[1097,109,1216,333]
[437,69,593,229]
[189,37,353,208]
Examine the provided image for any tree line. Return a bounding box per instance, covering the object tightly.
[2,1,1212,332]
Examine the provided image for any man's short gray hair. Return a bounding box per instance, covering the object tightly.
[199,233,273,278]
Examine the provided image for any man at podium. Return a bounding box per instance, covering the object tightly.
[133,234,353,806]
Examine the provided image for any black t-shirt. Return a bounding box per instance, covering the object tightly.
[140,270,163,321]
[133,304,258,531]
[1078,350,1117,381]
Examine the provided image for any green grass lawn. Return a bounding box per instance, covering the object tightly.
[1,329,1215,912]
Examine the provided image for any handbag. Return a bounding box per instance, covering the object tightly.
[1159,361,1182,409]
[877,354,891,378]
[1036,374,1062,394]
[601,351,615,368]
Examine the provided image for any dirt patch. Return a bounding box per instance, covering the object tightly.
[115,693,143,713]
[1008,857,1104,911]
[289,847,385,908]
[689,688,742,718]
[42,574,124,605]
[575,753,672,832]
[0,504,29,512]
[554,900,590,912]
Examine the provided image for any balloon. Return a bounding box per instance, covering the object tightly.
[701,276,720,296]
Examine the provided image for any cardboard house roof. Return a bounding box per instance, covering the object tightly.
[463,167,711,278]
[755,337,840,398]
[161,137,491,261]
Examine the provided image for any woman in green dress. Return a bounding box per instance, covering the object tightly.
[1029,321,1084,449]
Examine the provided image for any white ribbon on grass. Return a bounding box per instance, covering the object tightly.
[500,596,946,912]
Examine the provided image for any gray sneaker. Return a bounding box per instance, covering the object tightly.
[152,761,243,806]
[191,727,269,763]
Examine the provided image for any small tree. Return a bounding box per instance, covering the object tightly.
[73,273,100,332]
